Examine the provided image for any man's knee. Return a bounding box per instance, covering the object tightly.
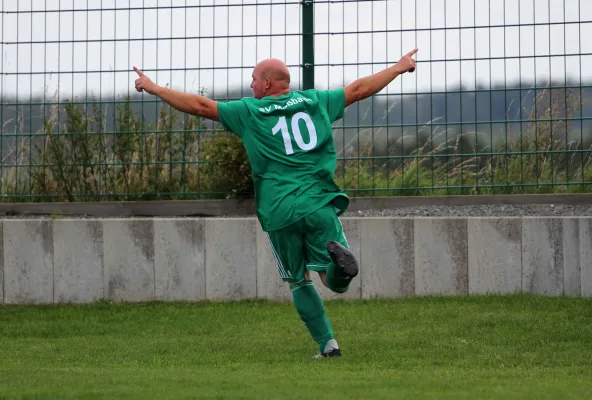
[317,271,347,293]
[323,267,350,294]
[289,271,311,287]
[288,271,348,294]
[317,271,327,287]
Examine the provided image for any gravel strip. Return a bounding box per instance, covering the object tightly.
[344,204,592,217]
[1,204,592,219]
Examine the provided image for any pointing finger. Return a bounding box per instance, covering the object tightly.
[133,66,144,77]
[406,48,418,57]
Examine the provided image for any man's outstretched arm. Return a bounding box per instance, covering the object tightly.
[133,66,219,121]
[343,48,418,107]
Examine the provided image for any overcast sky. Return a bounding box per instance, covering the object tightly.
[1,0,591,101]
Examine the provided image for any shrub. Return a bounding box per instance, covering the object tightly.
[198,131,254,199]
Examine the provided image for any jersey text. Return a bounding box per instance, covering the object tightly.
[259,96,312,113]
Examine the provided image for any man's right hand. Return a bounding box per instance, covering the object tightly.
[394,48,418,74]
[343,47,420,107]
[131,66,220,121]
[133,66,159,95]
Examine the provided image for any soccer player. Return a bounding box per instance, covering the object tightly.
[133,48,417,358]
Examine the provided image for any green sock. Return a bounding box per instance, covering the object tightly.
[325,261,352,293]
[291,279,334,352]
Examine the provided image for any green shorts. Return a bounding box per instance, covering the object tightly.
[264,203,349,283]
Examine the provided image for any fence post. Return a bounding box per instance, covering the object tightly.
[0,5,3,190]
[301,0,314,90]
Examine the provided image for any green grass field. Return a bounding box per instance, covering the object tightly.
[1,295,591,399]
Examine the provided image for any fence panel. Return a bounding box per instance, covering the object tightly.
[0,0,590,202]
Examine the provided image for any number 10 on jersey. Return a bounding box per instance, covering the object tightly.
[272,112,318,155]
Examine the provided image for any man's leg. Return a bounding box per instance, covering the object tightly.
[289,275,340,357]
[326,239,358,293]
[265,227,340,357]
[303,204,359,294]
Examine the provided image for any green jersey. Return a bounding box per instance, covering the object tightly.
[217,88,349,232]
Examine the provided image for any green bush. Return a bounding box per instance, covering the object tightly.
[16,97,254,201]
[198,132,254,199]
[24,98,205,201]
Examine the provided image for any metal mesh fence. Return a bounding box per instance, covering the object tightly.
[0,0,591,202]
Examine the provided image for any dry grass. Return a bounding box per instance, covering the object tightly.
[0,85,590,202]
[334,86,592,197]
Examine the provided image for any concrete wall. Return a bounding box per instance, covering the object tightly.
[1,216,591,305]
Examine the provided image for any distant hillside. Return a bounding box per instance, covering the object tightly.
[1,79,591,160]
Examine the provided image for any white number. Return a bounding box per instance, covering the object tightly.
[271,112,317,155]
[291,112,317,151]
[272,115,294,155]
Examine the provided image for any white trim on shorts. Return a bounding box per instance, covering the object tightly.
[265,232,293,280]
[337,218,349,247]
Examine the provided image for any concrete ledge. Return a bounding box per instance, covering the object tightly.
[1,216,591,304]
[468,218,522,294]
[53,220,104,303]
[4,220,53,304]
[360,218,414,298]
[562,218,583,296]
[415,218,468,295]
[103,220,155,302]
[522,218,565,295]
[579,218,592,297]
[0,223,3,304]
[154,218,206,301]
[2,193,592,218]
[205,218,257,300]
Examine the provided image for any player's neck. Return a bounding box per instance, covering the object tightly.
[267,88,291,98]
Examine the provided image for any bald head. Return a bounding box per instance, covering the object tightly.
[258,58,291,84]
[250,58,291,99]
